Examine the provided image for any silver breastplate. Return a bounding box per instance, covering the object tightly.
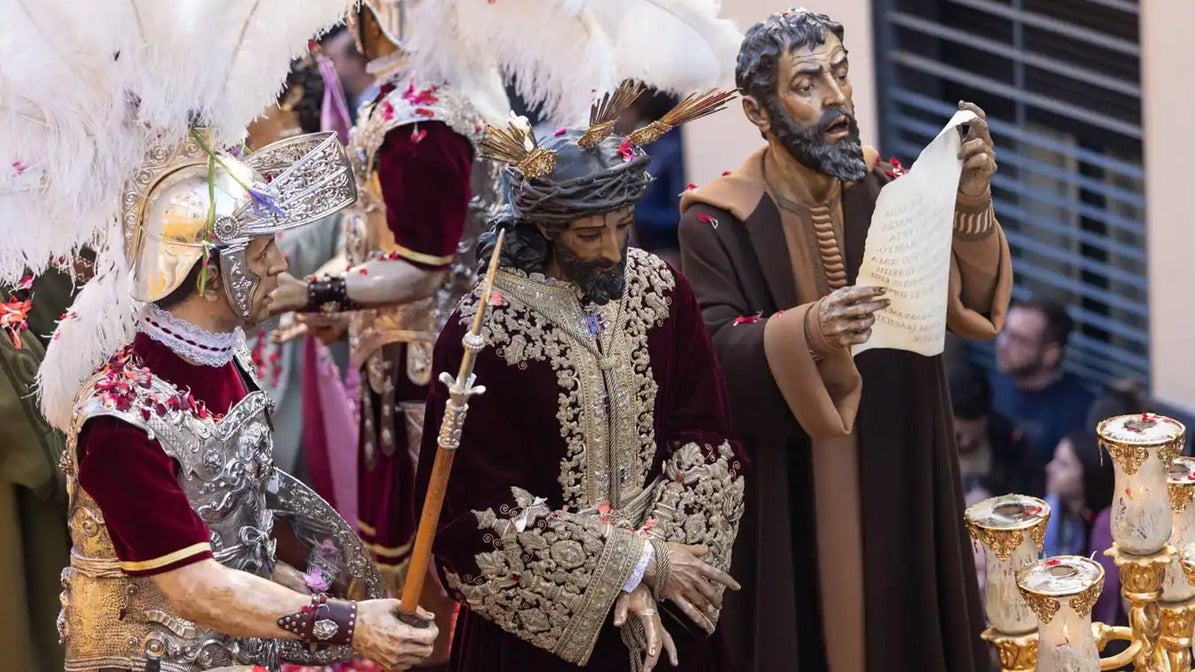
[59,350,280,671]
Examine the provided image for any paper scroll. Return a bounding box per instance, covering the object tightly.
[852,109,978,357]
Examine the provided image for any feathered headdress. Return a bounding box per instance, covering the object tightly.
[0,0,354,430]
[403,0,743,125]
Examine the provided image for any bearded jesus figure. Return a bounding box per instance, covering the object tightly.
[679,9,1012,672]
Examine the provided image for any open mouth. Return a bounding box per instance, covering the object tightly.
[825,116,851,139]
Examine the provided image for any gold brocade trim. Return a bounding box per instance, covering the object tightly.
[1018,581,1100,626]
[1101,439,1183,476]
[1019,591,1061,626]
[357,520,378,536]
[967,518,1048,561]
[646,442,745,625]
[981,628,1038,672]
[446,487,644,665]
[391,243,455,268]
[1068,582,1102,619]
[118,543,212,572]
[1170,483,1195,515]
[459,248,674,512]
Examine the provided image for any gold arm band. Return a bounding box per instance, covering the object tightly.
[119,542,212,572]
[391,243,455,267]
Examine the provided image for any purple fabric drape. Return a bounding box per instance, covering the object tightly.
[317,54,352,145]
[301,335,358,527]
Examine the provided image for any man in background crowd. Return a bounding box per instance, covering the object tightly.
[990,299,1094,466]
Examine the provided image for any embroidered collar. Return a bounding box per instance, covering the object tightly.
[137,305,239,368]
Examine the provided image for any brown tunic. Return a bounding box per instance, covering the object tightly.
[678,146,1011,672]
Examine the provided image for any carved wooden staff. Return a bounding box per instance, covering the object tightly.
[400,229,505,617]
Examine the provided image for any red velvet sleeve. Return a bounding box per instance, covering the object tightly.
[76,418,214,577]
[376,120,474,270]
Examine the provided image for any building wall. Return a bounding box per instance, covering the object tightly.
[1141,1,1195,412]
[682,0,878,184]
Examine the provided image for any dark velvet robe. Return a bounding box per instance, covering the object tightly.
[678,147,1011,672]
[413,248,746,672]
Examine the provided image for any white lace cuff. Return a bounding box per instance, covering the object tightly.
[621,538,655,594]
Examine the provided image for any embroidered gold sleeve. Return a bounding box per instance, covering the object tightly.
[444,486,646,665]
[646,441,745,621]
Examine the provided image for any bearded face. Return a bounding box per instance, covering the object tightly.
[555,240,628,306]
[765,98,867,182]
[543,208,634,306]
[743,31,869,182]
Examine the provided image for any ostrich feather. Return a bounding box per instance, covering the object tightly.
[0,0,146,282]
[404,0,740,127]
[589,0,742,93]
[130,0,355,145]
[406,0,617,126]
[37,224,138,431]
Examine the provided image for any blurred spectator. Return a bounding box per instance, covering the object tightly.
[991,300,1094,465]
[617,89,686,263]
[320,24,375,121]
[1042,429,1114,557]
[950,361,1040,500]
[1043,427,1126,633]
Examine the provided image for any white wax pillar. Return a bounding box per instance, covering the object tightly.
[1163,457,1195,602]
[1100,413,1186,556]
[965,495,1051,635]
[1018,557,1104,672]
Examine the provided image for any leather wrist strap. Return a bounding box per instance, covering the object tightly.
[277,593,358,646]
[305,275,358,313]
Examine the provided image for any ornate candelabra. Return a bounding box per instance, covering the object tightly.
[970,413,1188,671]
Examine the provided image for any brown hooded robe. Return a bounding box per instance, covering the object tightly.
[678,146,1011,672]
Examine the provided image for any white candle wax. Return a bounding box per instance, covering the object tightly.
[965,495,1050,634]
[1163,457,1195,601]
[1018,557,1104,672]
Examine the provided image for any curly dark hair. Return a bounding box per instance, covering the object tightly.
[285,57,326,134]
[735,10,845,106]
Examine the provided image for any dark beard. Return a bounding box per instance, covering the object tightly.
[555,243,627,306]
[766,99,867,182]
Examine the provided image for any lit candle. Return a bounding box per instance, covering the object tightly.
[1163,456,1195,601]
[965,494,1050,634]
[1017,556,1104,672]
[1098,413,1186,556]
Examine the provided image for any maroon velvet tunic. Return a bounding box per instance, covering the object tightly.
[414,249,746,671]
[356,117,474,572]
[75,333,248,576]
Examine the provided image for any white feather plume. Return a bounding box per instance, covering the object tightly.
[404,0,741,126]
[1,0,356,419]
[37,224,139,431]
[129,0,355,145]
[407,0,617,126]
[0,0,146,283]
[589,0,742,92]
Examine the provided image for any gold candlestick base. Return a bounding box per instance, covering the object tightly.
[1107,544,1176,671]
[981,627,1037,671]
[1157,597,1195,672]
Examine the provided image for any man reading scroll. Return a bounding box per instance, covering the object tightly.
[678,9,1012,672]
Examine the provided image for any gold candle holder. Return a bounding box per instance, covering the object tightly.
[1098,413,1185,556]
[1017,556,1103,672]
[1156,456,1195,672]
[965,495,1050,635]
